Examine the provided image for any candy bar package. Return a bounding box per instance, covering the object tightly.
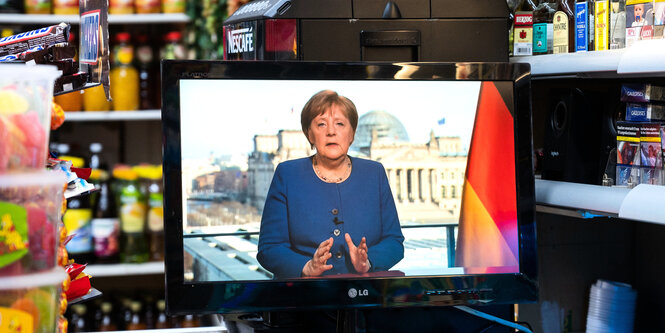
[79,0,111,101]
[0,23,70,57]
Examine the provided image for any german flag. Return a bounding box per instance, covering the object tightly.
[455,81,519,273]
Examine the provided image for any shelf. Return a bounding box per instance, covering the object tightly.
[65,110,161,121]
[511,39,665,79]
[0,13,189,25]
[85,261,164,277]
[535,179,665,225]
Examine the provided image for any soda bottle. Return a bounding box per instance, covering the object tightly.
[553,0,576,53]
[145,166,164,261]
[64,194,94,264]
[114,167,149,263]
[111,32,140,111]
[69,304,89,332]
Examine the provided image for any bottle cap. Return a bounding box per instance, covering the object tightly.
[116,32,131,43]
[90,142,103,153]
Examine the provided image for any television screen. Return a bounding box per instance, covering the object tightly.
[162,61,537,314]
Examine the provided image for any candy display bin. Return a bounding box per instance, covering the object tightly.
[0,267,66,333]
[0,171,67,276]
[0,64,60,173]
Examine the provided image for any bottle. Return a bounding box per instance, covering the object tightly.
[575,1,591,51]
[533,0,558,54]
[181,314,200,328]
[513,0,538,56]
[162,0,185,13]
[98,302,118,331]
[143,295,156,329]
[53,0,78,14]
[110,0,134,14]
[111,32,140,111]
[83,84,112,111]
[595,0,610,50]
[127,301,148,330]
[115,167,149,263]
[161,31,187,60]
[136,0,160,13]
[136,34,157,110]
[145,166,164,261]
[24,0,51,14]
[553,0,576,53]
[91,150,120,264]
[69,304,88,332]
[155,299,171,329]
[588,0,596,50]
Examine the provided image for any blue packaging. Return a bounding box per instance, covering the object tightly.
[625,103,665,122]
[576,2,588,52]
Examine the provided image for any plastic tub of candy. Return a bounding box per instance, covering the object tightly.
[0,267,66,333]
[0,170,67,276]
[0,64,60,173]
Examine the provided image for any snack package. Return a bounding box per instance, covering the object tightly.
[79,0,111,101]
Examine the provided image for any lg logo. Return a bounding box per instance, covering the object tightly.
[348,288,368,298]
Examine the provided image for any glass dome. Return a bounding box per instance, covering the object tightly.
[350,110,409,152]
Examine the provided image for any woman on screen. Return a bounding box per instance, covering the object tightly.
[257,90,405,279]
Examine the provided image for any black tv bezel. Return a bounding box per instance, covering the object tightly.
[161,60,537,315]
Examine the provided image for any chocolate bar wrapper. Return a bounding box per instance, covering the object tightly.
[0,23,70,57]
[54,72,88,95]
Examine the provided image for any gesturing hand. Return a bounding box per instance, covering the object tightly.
[345,233,370,274]
[302,237,334,277]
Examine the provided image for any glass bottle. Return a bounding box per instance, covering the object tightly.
[83,84,112,111]
[155,299,171,329]
[111,32,140,111]
[69,304,88,332]
[595,0,610,50]
[136,34,157,110]
[98,302,118,331]
[181,314,200,328]
[64,194,94,264]
[533,0,559,54]
[127,301,147,330]
[145,166,164,261]
[513,0,538,56]
[553,0,576,53]
[115,167,149,263]
[161,31,187,60]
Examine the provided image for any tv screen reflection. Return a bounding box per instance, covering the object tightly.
[179,79,519,282]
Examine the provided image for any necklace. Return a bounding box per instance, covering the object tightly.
[313,155,352,183]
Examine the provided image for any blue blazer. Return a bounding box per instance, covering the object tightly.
[257,156,405,279]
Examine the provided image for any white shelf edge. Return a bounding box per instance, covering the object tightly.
[85,261,164,277]
[510,39,665,77]
[65,110,161,121]
[535,179,665,225]
[0,13,189,25]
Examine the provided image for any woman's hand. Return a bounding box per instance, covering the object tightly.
[302,237,334,277]
[345,233,370,274]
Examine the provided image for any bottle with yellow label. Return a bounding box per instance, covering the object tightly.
[111,32,139,111]
[64,156,95,264]
[114,167,149,263]
[553,0,576,53]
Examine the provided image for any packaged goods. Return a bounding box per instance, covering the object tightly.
[109,0,134,14]
[0,23,70,57]
[0,267,66,333]
[0,65,60,173]
[53,0,78,14]
[162,0,184,13]
[24,0,51,14]
[135,0,159,13]
[616,121,641,186]
[0,171,66,276]
[625,103,665,122]
[621,83,665,103]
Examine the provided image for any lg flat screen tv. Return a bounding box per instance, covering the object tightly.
[161,60,537,315]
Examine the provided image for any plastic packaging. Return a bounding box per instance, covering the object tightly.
[0,65,60,173]
[0,267,66,333]
[0,171,67,276]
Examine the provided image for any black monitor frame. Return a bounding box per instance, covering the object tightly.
[161,60,536,315]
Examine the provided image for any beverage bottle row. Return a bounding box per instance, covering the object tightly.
[511,0,628,56]
[58,142,165,265]
[55,30,186,112]
[67,296,203,332]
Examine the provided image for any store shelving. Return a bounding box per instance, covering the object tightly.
[0,13,189,25]
[85,261,164,277]
[64,110,161,121]
[510,38,665,78]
